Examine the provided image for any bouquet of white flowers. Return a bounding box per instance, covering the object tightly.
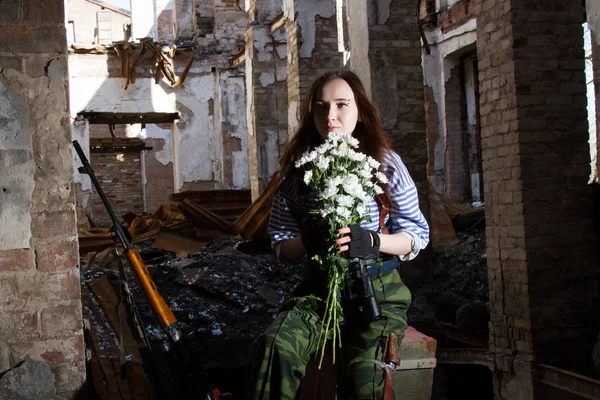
[294,133,388,367]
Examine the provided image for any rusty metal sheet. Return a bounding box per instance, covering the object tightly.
[234,173,279,240]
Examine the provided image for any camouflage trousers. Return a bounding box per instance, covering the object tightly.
[249,260,411,400]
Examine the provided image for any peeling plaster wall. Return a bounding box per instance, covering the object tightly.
[346,0,372,97]
[0,82,34,250]
[290,0,335,58]
[422,18,476,194]
[220,72,249,189]
[68,56,246,192]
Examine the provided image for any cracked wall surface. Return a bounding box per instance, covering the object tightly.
[0,0,85,396]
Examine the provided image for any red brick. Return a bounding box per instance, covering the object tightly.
[31,211,77,239]
[0,249,35,272]
[23,0,64,23]
[0,309,39,339]
[11,335,84,366]
[35,240,78,271]
[0,25,66,54]
[41,305,82,335]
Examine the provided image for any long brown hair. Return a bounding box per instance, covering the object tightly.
[278,70,393,207]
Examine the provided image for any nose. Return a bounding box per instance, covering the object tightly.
[327,106,337,121]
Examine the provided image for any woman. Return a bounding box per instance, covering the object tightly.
[249,70,429,400]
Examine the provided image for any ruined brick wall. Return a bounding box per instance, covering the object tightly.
[89,152,144,227]
[0,0,85,397]
[477,0,598,395]
[157,8,174,41]
[284,0,342,135]
[285,16,301,136]
[443,61,469,202]
[368,0,429,217]
[246,1,288,197]
[593,34,600,182]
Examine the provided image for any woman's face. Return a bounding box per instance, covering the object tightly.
[313,78,360,139]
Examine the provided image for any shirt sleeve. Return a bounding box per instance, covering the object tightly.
[383,151,430,261]
[268,179,302,249]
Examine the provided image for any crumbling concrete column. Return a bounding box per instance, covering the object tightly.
[283,0,343,136]
[368,0,430,219]
[245,0,288,199]
[477,0,599,397]
[588,1,600,182]
[0,0,85,397]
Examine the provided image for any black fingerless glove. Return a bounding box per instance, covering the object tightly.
[347,224,380,259]
[300,217,331,256]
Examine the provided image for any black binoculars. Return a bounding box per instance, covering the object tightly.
[342,259,382,324]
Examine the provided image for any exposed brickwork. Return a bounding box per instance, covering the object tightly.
[157,8,173,41]
[30,211,77,240]
[286,2,343,135]
[439,0,477,33]
[368,0,430,219]
[443,62,469,202]
[246,10,288,197]
[593,34,600,181]
[35,240,79,271]
[89,152,143,227]
[0,249,35,272]
[477,0,598,394]
[285,17,300,136]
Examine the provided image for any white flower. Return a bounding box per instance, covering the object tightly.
[316,155,332,170]
[321,180,339,198]
[336,195,354,208]
[336,206,351,219]
[304,170,313,185]
[373,185,384,195]
[375,172,388,184]
[358,168,371,179]
[320,205,335,218]
[343,136,360,148]
[366,156,380,169]
[342,174,366,199]
[348,150,366,162]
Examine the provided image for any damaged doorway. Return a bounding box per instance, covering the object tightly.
[76,112,179,227]
[444,50,483,204]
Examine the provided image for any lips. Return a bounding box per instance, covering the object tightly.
[327,126,340,132]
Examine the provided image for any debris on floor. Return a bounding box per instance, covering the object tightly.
[78,186,490,398]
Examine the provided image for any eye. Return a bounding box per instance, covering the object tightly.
[337,102,349,108]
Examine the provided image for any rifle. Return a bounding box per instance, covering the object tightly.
[73,140,225,400]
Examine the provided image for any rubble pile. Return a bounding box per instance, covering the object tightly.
[81,237,303,343]
[409,227,489,347]
[78,186,490,397]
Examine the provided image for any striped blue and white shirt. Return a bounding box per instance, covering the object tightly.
[268,149,430,261]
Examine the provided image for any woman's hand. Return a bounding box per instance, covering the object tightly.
[334,225,380,259]
[335,225,416,258]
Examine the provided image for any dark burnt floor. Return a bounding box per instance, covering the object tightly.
[80,227,490,399]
